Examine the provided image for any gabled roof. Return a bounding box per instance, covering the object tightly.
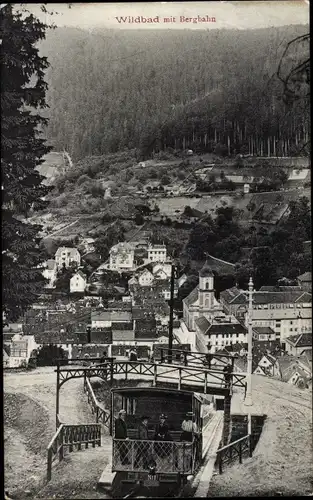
[148,244,166,250]
[206,322,247,336]
[55,246,80,256]
[260,285,302,292]
[298,271,312,282]
[253,291,312,304]
[71,270,87,280]
[183,286,199,307]
[220,287,247,305]
[278,357,311,383]
[253,326,275,335]
[195,316,210,334]
[138,268,154,277]
[285,333,312,348]
[221,287,312,305]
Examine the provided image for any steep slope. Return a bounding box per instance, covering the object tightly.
[208,376,313,497]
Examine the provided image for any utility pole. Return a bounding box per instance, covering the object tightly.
[244,277,254,433]
[168,261,175,364]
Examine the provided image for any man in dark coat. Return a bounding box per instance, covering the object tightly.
[154,414,173,458]
[129,348,137,361]
[135,416,150,469]
[114,409,130,465]
[223,363,233,388]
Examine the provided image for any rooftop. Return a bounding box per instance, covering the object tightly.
[298,271,312,282]
[253,326,275,335]
[207,322,247,336]
[183,286,199,307]
[55,246,80,255]
[195,316,211,334]
[91,310,132,322]
[285,333,312,348]
[221,287,312,305]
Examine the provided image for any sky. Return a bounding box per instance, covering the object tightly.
[18,1,309,31]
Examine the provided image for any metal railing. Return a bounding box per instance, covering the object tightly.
[83,375,110,428]
[216,434,252,474]
[112,438,194,474]
[47,423,101,481]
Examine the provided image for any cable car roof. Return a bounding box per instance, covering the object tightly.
[110,386,203,401]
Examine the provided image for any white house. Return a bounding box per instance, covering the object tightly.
[109,242,135,272]
[252,326,276,342]
[7,334,37,368]
[70,271,87,293]
[254,354,280,377]
[42,259,57,288]
[91,310,132,329]
[55,247,81,270]
[152,262,172,279]
[138,269,154,287]
[195,316,247,353]
[128,276,138,288]
[147,244,167,263]
[80,237,95,254]
[285,333,312,356]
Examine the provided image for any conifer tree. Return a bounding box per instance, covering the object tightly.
[1,4,52,321]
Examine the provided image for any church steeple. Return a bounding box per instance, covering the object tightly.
[199,260,214,312]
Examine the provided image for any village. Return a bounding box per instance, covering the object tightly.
[3,229,312,390]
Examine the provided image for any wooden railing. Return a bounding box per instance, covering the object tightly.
[157,348,236,370]
[83,375,110,428]
[47,423,101,481]
[113,360,246,392]
[216,435,252,474]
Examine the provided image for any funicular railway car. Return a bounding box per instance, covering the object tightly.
[110,387,203,497]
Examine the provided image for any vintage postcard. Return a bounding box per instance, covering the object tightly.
[2,1,311,499]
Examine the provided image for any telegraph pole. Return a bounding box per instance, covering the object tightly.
[168,261,175,364]
[244,277,254,429]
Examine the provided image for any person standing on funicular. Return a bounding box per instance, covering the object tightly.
[114,409,130,465]
[154,414,173,463]
[180,412,199,472]
[135,415,151,470]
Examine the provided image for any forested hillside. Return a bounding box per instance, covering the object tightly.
[40,25,310,160]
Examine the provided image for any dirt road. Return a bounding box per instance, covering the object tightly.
[4,367,110,499]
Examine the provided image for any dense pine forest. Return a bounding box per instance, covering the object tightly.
[40,25,310,160]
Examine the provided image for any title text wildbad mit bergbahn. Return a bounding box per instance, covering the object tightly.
[115,15,216,24]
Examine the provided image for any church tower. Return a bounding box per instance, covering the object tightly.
[198,261,215,315]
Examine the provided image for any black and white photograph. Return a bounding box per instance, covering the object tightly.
[2,1,311,498]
